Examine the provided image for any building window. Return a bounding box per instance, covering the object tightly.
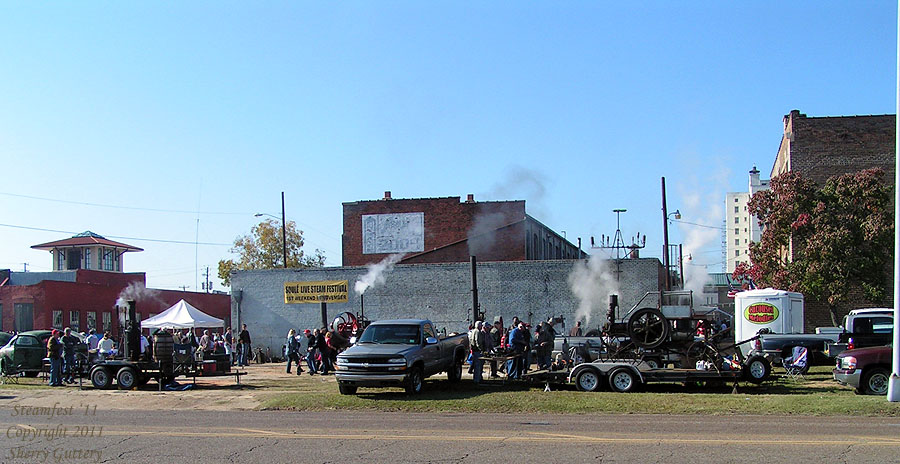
[735,250,740,257]
[102,312,111,332]
[84,249,91,269]
[69,310,80,332]
[86,312,97,331]
[52,310,63,329]
[102,248,116,271]
[734,206,739,213]
[734,228,739,235]
[734,239,739,245]
[734,217,739,224]
[734,198,738,202]
[57,251,65,270]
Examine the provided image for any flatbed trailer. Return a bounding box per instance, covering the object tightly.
[88,359,245,390]
[568,356,771,393]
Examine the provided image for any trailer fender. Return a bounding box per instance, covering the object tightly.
[569,363,645,384]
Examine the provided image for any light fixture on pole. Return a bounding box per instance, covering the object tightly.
[254,193,288,269]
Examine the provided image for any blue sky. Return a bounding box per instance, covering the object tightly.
[1,2,896,291]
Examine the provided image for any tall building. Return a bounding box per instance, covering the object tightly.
[725,167,769,273]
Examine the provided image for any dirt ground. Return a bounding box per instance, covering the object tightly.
[0,363,317,411]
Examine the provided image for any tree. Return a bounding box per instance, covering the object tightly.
[217,219,326,286]
[736,169,893,325]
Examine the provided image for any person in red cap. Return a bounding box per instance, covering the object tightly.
[47,330,64,386]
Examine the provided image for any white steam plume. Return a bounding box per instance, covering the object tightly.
[354,253,405,295]
[467,212,507,257]
[674,168,729,298]
[485,165,550,220]
[568,253,619,327]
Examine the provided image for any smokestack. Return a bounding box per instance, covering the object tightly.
[466,194,475,203]
[383,191,392,200]
[123,300,140,362]
[607,295,618,325]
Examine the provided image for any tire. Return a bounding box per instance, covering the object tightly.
[447,356,463,383]
[860,367,890,395]
[608,367,638,393]
[405,367,424,394]
[90,366,113,389]
[338,384,358,395]
[585,329,602,337]
[644,357,662,369]
[743,355,771,384]
[116,367,137,390]
[575,369,601,392]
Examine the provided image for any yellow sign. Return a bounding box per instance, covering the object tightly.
[284,280,349,304]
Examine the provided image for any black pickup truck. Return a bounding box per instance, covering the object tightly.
[825,308,894,358]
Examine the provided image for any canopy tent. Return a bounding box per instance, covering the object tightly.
[140,299,224,329]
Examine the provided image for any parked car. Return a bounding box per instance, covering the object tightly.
[0,332,12,348]
[0,330,88,377]
[833,344,893,395]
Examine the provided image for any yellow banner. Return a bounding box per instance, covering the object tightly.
[284,280,349,304]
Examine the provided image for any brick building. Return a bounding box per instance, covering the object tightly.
[772,110,895,183]
[0,232,230,335]
[770,110,896,328]
[342,192,586,266]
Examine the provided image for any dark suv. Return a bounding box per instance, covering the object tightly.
[833,345,892,395]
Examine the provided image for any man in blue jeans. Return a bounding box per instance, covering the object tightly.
[506,322,526,379]
[47,330,64,387]
[238,324,251,366]
[469,321,485,383]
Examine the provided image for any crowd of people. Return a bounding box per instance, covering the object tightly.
[467,316,561,383]
[283,327,339,375]
[44,323,255,386]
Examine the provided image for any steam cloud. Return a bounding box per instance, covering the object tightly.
[467,212,508,257]
[568,253,620,327]
[354,253,405,295]
[486,165,550,220]
[115,282,163,325]
[674,169,728,299]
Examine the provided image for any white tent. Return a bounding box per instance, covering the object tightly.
[140,299,224,329]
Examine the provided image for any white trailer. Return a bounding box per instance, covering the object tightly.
[734,288,804,357]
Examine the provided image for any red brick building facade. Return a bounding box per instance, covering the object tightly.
[770,110,896,328]
[0,269,230,335]
[342,192,585,266]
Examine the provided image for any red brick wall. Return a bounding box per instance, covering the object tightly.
[342,196,527,266]
[789,111,896,186]
[785,111,896,330]
[0,281,230,335]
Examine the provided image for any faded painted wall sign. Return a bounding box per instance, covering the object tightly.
[362,212,424,254]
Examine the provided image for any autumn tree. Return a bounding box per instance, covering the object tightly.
[735,169,893,325]
[217,219,326,286]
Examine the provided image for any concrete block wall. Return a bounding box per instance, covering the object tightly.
[231,258,664,354]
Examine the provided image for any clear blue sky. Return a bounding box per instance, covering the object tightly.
[1,2,896,291]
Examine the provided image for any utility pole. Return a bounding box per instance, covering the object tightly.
[281,191,288,269]
[202,266,212,293]
[22,263,28,272]
[179,285,189,292]
[661,177,671,291]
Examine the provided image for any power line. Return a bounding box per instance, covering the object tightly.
[0,223,231,246]
[0,191,252,216]
[670,219,726,231]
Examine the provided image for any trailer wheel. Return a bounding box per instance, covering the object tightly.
[338,384,358,395]
[608,367,638,393]
[405,367,424,394]
[575,369,601,392]
[116,367,137,390]
[90,366,113,389]
[743,355,771,384]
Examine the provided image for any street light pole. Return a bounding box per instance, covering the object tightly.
[281,192,287,269]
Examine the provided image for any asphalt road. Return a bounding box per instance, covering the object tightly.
[0,408,898,464]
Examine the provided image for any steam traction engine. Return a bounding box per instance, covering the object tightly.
[594,291,723,368]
